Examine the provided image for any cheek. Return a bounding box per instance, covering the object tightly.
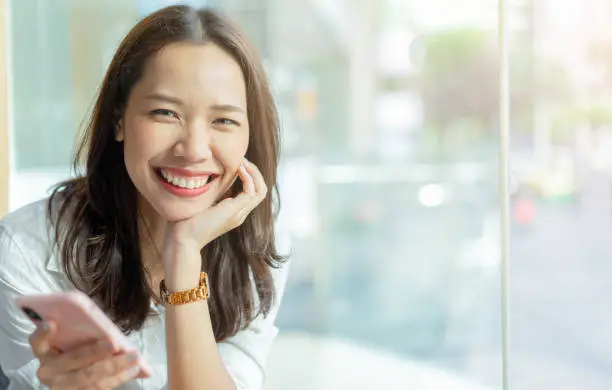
[122,119,171,175]
[216,132,249,169]
[213,132,249,194]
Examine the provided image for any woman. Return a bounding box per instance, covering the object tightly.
[0,5,288,390]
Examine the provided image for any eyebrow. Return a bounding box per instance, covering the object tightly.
[210,104,245,114]
[144,93,245,114]
[144,93,184,106]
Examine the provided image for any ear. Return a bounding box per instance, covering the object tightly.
[115,118,125,142]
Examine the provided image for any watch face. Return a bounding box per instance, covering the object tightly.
[202,274,210,298]
[203,274,209,290]
[159,280,169,303]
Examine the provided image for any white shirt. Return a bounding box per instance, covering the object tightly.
[0,198,289,390]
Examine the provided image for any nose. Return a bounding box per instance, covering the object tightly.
[174,119,213,162]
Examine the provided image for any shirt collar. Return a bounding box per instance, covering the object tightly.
[45,253,62,273]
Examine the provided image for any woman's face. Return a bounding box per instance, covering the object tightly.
[117,42,249,222]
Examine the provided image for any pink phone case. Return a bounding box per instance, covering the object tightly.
[15,290,153,379]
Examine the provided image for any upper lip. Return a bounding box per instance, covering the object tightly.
[157,167,220,177]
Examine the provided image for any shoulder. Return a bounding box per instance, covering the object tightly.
[0,197,54,246]
[0,197,64,293]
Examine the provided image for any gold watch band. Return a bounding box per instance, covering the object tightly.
[159,272,209,305]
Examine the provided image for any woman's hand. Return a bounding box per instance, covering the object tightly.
[162,158,267,287]
[30,322,141,390]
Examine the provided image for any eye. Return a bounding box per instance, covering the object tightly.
[213,118,240,127]
[150,109,179,120]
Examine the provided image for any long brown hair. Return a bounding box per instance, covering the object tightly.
[48,5,284,341]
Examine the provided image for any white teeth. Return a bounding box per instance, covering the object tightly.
[159,169,212,189]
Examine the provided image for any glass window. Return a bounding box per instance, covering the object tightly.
[508,1,612,389]
[254,1,505,388]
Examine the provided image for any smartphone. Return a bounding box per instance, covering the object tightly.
[15,290,152,379]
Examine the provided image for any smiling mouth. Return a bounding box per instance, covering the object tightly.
[154,168,219,191]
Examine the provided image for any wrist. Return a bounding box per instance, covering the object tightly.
[163,270,202,292]
[163,234,201,254]
[162,242,203,291]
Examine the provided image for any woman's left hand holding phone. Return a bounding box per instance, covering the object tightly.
[29,321,141,389]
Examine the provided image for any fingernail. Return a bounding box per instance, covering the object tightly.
[38,322,49,332]
[99,339,114,351]
[127,366,140,378]
[127,352,139,362]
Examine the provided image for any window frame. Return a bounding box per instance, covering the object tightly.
[0,0,9,218]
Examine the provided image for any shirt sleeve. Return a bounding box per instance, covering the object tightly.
[218,261,290,390]
[0,224,46,390]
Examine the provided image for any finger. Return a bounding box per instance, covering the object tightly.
[237,206,253,224]
[94,365,141,390]
[238,161,255,195]
[220,184,234,200]
[223,164,241,197]
[230,190,257,213]
[41,338,115,375]
[53,351,140,388]
[210,195,254,231]
[29,321,56,359]
[243,158,268,200]
[209,160,262,229]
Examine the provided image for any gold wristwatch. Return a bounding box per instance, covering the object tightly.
[159,272,210,305]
